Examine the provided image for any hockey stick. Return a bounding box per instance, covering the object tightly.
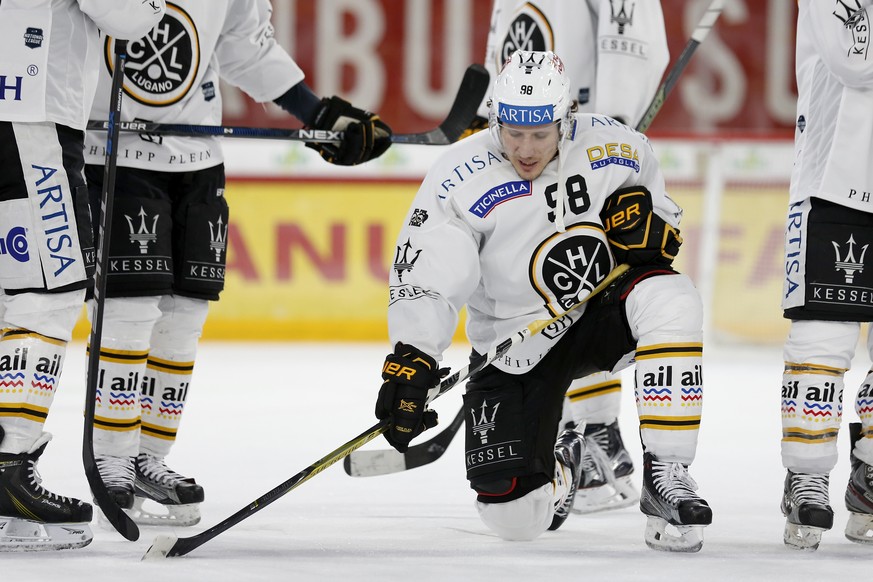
[635,0,725,133]
[87,64,489,146]
[82,39,140,542]
[142,263,629,560]
[343,405,464,477]
[342,0,726,478]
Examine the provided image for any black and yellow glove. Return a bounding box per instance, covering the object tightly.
[305,96,392,166]
[375,343,447,452]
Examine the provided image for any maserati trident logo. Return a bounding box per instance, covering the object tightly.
[833,234,869,283]
[208,217,227,262]
[610,0,635,34]
[393,239,421,282]
[125,207,159,254]
[471,399,500,445]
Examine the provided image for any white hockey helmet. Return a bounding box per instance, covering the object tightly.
[488,50,574,151]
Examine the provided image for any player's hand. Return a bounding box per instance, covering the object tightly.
[305,96,392,166]
[375,343,447,452]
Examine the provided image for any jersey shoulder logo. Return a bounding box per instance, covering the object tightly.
[105,2,201,107]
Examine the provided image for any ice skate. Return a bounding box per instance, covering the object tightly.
[573,421,638,514]
[845,422,873,544]
[0,430,93,551]
[93,454,136,530]
[549,428,586,531]
[639,453,711,552]
[781,470,833,551]
[130,453,204,527]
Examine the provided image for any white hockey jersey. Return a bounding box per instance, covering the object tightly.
[478,0,669,128]
[389,114,682,374]
[84,0,304,172]
[0,0,165,129]
[792,0,873,212]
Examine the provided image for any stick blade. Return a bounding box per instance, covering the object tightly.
[344,448,408,477]
[391,63,490,145]
[142,534,179,561]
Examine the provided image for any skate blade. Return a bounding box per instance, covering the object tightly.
[129,497,201,527]
[0,517,92,552]
[572,476,639,514]
[644,517,704,553]
[783,521,825,551]
[845,512,873,545]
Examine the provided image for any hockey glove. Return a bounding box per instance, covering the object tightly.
[601,186,683,266]
[376,342,447,452]
[305,96,392,166]
[459,115,489,140]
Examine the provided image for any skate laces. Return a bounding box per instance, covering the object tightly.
[96,455,135,489]
[137,454,187,486]
[790,473,829,506]
[24,458,74,503]
[651,460,699,504]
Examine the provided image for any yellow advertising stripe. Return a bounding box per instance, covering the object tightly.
[86,345,149,364]
[783,362,847,376]
[93,414,141,432]
[1,328,65,346]
[0,403,49,422]
[638,415,701,430]
[567,379,622,401]
[146,356,195,375]
[635,342,703,360]
[782,427,838,443]
[141,421,178,441]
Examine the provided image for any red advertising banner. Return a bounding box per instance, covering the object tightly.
[222,0,797,137]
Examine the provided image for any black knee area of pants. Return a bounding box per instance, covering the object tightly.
[473,473,551,504]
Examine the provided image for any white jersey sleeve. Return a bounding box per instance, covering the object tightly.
[216,0,304,102]
[78,0,166,40]
[801,0,873,88]
[388,163,483,361]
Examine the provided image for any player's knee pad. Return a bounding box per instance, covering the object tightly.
[784,319,859,371]
[476,483,555,541]
[151,295,209,352]
[625,272,702,341]
[2,289,85,341]
[91,296,163,345]
[464,378,553,503]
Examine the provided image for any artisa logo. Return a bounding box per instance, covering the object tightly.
[108,2,201,106]
[497,103,555,126]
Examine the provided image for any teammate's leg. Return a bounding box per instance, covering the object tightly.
[565,370,638,513]
[131,294,207,526]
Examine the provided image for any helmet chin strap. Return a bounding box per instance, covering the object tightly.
[553,127,569,233]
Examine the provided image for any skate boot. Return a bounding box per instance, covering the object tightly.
[573,421,638,514]
[845,422,873,544]
[781,470,833,551]
[639,453,712,552]
[130,453,204,526]
[0,430,93,551]
[548,428,586,531]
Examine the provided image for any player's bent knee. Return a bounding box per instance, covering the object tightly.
[152,295,209,349]
[626,273,702,338]
[476,484,555,541]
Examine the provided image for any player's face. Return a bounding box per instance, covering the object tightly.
[499,122,560,181]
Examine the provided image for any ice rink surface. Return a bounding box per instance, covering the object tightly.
[7,341,873,580]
